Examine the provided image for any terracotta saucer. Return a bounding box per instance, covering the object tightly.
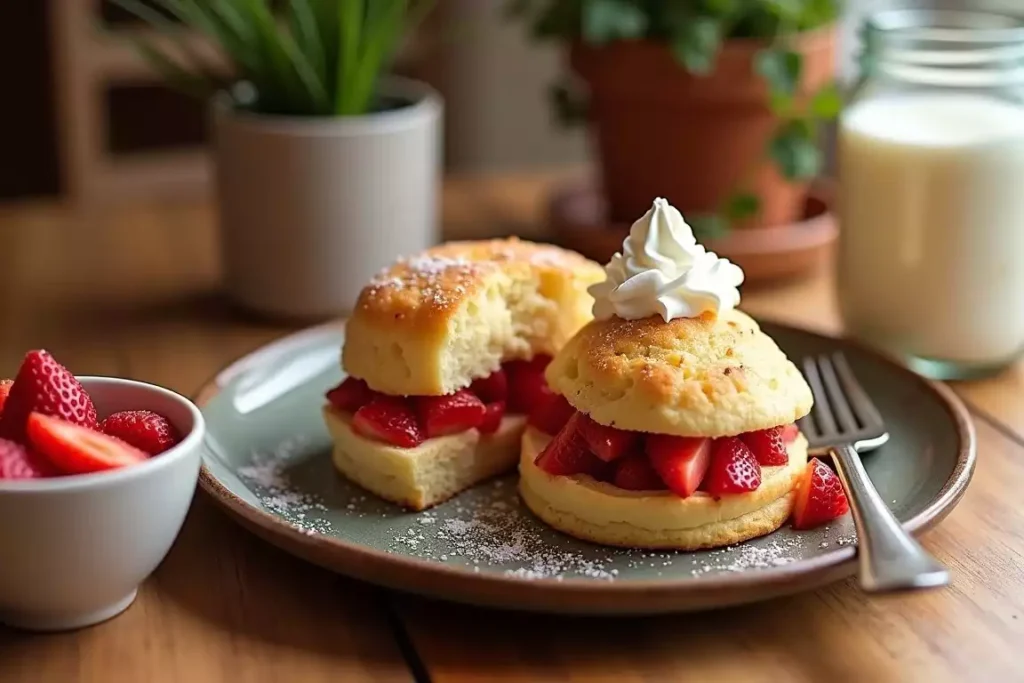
[547,179,838,283]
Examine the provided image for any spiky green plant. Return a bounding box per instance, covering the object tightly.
[111,0,434,116]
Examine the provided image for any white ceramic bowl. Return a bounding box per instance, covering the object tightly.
[0,377,204,631]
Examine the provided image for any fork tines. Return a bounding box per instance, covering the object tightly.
[800,353,885,446]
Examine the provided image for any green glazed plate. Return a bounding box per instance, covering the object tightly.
[197,320,975,615]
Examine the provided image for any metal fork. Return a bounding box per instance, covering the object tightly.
[800,352,950,592]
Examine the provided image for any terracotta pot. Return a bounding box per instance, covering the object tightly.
[570,26,837,227]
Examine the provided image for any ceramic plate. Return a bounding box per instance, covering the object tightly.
[197,320,976,615]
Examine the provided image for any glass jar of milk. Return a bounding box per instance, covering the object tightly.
[838,9,1024,379]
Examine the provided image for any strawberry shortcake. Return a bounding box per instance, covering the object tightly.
[518,198,847,549]
[322,238,604,510]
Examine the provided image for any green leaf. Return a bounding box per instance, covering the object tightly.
[689,214,732,242]
[671,16,722,74]
[769,118,823,180]
[809,81,843,120]
[723,192,761,221]
[582,0,648,44]
[754,47,803,98]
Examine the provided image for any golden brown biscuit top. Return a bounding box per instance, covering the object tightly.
[355,238,600,329]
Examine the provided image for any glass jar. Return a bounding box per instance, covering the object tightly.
[837,9,1024,380]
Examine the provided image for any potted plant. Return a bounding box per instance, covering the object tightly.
[507,0,841,241]
[114,0,441,318]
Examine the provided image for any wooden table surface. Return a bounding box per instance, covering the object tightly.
[0,171,1022,683]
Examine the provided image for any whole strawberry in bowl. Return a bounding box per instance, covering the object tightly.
[0,350,205,632]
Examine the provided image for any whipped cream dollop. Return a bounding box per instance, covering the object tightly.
[588,198,745,322]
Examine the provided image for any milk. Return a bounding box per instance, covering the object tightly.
[838,93,1024,366]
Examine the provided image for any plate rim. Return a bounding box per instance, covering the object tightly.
[195,318,977,614]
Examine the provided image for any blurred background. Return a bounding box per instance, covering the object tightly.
[3,0,999,203]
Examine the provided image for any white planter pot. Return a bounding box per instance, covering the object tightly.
[213,78,443,318]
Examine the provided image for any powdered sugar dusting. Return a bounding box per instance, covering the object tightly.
[237,436,334,536]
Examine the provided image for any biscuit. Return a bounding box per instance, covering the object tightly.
[544,309,812,437]
[343,239,605,396]
[518,426,808,550]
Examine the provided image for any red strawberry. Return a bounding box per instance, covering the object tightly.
[325,377,377,414]
[0,379,12,416]
[703,437,761,495]
[470,369,508,404]
[792,457,849,530]
[535,412,606,478]
[504,356,553,414]
[0,438,56,479]
[527,392,577,436]
[613,455,667,491]
[0,350,98,443]
[478,401,505,435]
[27,412,148,475]
[646,435,712,498]
[416,389,486,438]
[352,396,424,448]
[99,410,182,455]
[579,415,640,462]
[781,423,800,443]
[741,426,790,466]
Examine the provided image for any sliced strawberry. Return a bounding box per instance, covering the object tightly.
[478,401,505,435]
[470,369,508,404]
[613,455,667,491]
[325,377,377,414]
[535,412,607,478]
[416,389,486,438]
[352,396,425,448]
[0,350,98,444]
[27,412,148,475]
[0,379,12,416]
[579,415,640,462]
[703,437,761,495]
[0,438,56,479]
[647,435,712,498]
[527,392,577,436]
[781,423,800,443]
[99,410,182,456]
[792,457,849,530]
[504,355,554,414]
[741,426,790,466]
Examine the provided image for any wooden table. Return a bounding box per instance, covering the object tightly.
[1,171,1022,683]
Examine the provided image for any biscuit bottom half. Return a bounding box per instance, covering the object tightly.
[518,427,809,550]
[323,406,527,511]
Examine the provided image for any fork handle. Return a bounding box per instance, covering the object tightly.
[829,444,950,592]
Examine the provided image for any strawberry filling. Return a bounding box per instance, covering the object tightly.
[533,408,803,499]
[326,356,553,448]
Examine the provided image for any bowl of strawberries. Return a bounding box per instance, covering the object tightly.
[0,350,204,632]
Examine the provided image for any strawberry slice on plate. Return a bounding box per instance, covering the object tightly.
[527,392,577,436]
[646,435,712,498]
[0,437,56,479]
[470,369,508,404]
[613,455,667,491]
[579,415,640,462]
[27,412,148,475]
[478,401,505,435]
[792,457,850,530]
[0,350,98,444]
[703,437,761,495]
[326,377,377,414]
[504,355,553,414]
[99,410,182,456]
[741,426,790,466]
[353,396,425,448]
[416,390,486,438]
[535,413,607,478]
